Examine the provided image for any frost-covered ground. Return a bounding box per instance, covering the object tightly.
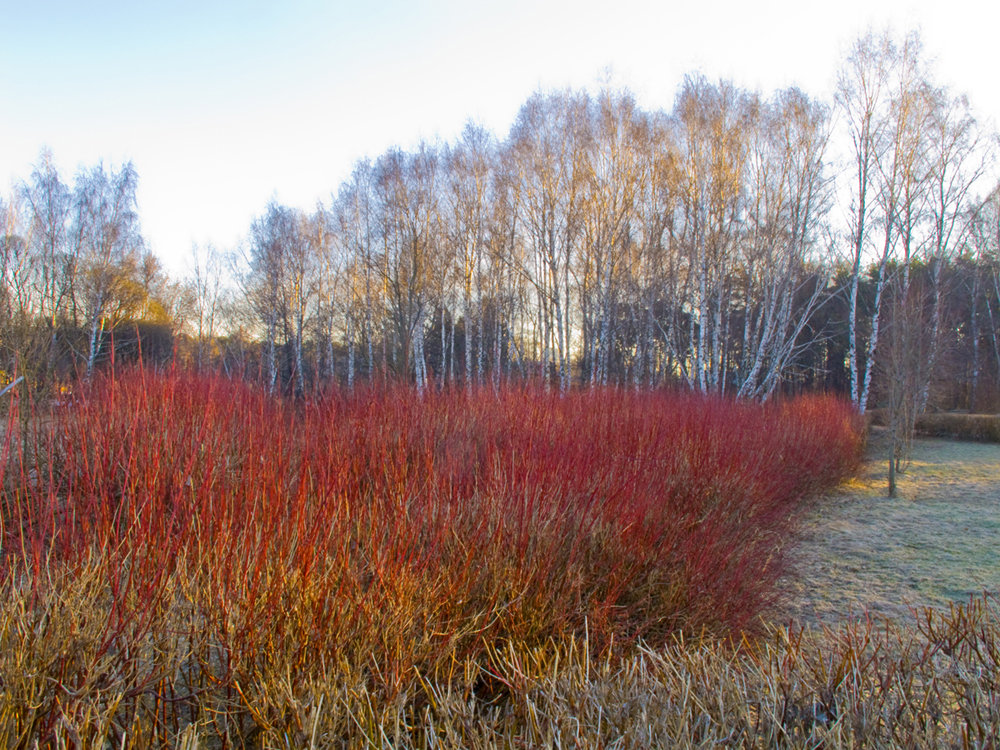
[780,431,1000,627]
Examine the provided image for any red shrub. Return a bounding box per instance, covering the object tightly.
[2,371,862,693]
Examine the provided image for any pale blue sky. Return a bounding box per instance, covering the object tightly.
[2,0,998,275]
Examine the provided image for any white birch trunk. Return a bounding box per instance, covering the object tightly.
[847,269,862,408]
[859,265,888,413]
[86,314,104,378]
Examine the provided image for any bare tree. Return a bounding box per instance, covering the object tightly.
[188,242,225,371]
[579,89,646,387]
[837,30,896,413]
[917,87,989,411]
[509,90,592,390]
[22,150,74,331]
[669,76,752,393]
[374,144,441,391]
[0,194,33,324]
[968,186,1000,409]
[307,205,343,383]
[245,201,300,391]
[73,161,144,377]
[882,272,933,496]
[443,122,495,387]
[736,88,833,399]
[333,160,380,385]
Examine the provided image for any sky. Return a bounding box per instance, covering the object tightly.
[2,0,999,277]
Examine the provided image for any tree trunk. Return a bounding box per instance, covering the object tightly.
[86,315,104,378]
[847,265,862,409]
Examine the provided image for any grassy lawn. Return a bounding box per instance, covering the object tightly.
[780,430,1000,626]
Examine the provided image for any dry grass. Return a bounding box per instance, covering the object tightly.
[3,574,1000,747]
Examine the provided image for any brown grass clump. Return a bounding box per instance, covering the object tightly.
[2,578,1000,747]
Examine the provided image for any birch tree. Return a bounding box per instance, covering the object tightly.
[0,195,33,323]
[837,30,930,413]
[838,31,895,412]
[22,150,74,333]
[374,145,440,390]
[968,186,1000,409]
[485,153,524,384]
[443,123,495,386]
[284,209,313,395]
[509,90,592,390]
[246,201,298,391]
[736,88,833,399]
[579,89,647,386]
[670,76,751,393]
[918,88,988,410]
[73,161,144,377]
[333,160,380,384]
[307,206,342,382]
[188,242,225,371]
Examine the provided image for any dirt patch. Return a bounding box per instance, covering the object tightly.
[777,430,1000,628]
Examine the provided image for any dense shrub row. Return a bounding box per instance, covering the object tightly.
[0,371,862,745]
[867,408,1000,442]
[915,412,1000,442]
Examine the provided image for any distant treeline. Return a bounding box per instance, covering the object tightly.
[2,29,999,412]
